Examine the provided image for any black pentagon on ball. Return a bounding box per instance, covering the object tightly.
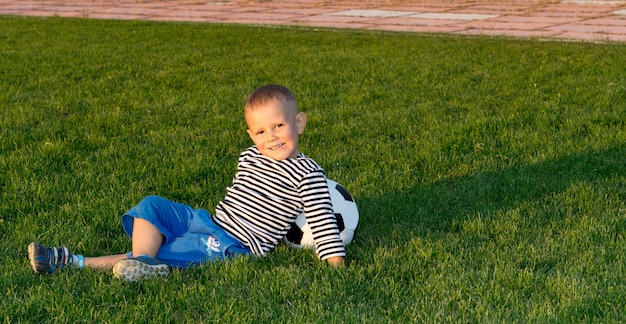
[334,183,354,202]
[335,213,345,231]
[285,223,304,243]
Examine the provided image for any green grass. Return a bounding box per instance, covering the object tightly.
[1,15,626,322]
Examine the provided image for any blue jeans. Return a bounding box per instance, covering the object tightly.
[121,195,251,268]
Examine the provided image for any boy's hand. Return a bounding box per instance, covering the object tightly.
[326,256,345,268]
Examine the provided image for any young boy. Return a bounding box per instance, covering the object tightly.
[28,84,346,281]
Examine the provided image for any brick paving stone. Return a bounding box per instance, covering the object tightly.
[463,20,555,31]
[86,13,149,20]
[489,15,583,25]
[268,8,339,16]
[91,7,155,16]
[18,9,87,18]
[582,17,626,25]
[372,17,467,27]
[328,9,414,18]
[548,22,626,33]
[458,28,563,39]
[543,3,622,17]
[296,13,375,24]
[409,13,499,21]
[558,31,626,42]
[457,4,531,15]
[377,4,462,13]
[220,12,306,21]
[564,0,626,4]
[146,16,223,23]
[297,21,374,30]
[371,24,466,34]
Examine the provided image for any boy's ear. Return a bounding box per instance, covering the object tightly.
[296,112,307,134]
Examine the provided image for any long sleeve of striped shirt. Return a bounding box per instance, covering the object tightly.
[212,146,346,260]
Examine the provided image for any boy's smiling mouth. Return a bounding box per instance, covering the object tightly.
[271,143,285,150]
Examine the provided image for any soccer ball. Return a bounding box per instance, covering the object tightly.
[283,179,359,249]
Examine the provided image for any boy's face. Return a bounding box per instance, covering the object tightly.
[245,99,307,161]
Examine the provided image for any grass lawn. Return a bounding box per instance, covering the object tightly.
[1,16,626,322]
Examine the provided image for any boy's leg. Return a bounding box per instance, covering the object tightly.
[112,216,169,281]
[84,254,127,268]
[130,217,164,258]
[62,216,165,271]
[28,242,82,274]
[28,243,125,273]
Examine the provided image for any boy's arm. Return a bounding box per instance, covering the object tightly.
[299,171,346,264]
[326,256,345,268]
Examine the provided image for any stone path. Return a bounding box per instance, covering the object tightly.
[2,0,626,42]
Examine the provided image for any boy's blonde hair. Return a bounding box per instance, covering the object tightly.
[245,84,298,112]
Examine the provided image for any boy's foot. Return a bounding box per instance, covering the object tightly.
[112,255,170,282]
[28,242,72,274]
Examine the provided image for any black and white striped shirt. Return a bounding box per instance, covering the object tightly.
[213,146,346,260]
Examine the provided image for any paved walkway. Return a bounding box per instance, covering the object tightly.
[2,0,626,43]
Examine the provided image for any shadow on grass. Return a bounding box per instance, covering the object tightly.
[356,144,626,245]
